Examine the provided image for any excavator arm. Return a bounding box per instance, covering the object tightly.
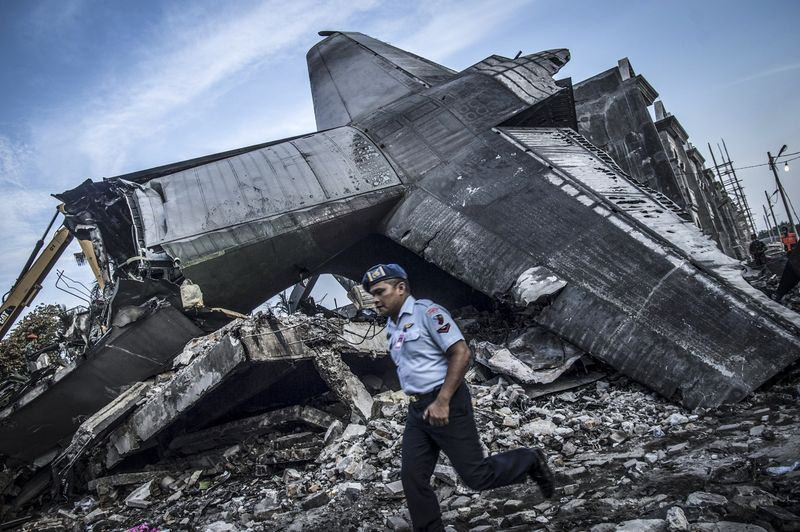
[0,216,74,340]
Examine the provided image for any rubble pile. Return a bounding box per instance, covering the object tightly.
[0,301,103,415]
[745,264,800,313]
[0,303,67,379]
[1,303,797,531]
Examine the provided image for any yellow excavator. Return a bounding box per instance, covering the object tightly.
[0,207,105,340]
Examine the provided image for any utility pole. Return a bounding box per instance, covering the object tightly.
[769,146,796,234]
[765,190,781,240]
[762,211,770,238]
[762,203,779,242]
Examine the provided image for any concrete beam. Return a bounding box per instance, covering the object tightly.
[103,315,387,468]
[312,349,374,422]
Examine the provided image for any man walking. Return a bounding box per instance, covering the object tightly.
[362,263,554,532]
[748,234,767,266]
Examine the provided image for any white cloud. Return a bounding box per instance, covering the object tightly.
[726,62,800,87]
[0,136,33,188]
[393,0,532,66]
[0,188,63,285]
[214,102,318,153]
[59,0,379,177]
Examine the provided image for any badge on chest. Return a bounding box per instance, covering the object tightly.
[393,333,405,350]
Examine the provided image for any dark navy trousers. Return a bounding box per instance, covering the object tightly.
[401,383,538,531]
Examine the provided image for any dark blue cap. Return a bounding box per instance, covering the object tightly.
[362,263,408,291]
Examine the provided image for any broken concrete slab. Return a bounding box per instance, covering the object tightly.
[312,349,373,421]
[52,381,152,492]
[123,480,154,509]
[102,313,386,468]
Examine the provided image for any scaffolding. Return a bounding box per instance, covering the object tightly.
[707,139,757,236]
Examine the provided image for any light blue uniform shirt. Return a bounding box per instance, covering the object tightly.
[386,296,465,394]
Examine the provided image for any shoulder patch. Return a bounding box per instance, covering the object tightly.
[425,306,440,316]
[437,323,451,334]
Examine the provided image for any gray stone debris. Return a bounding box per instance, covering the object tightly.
[312,348,374,422]
[386,515,411,531]
[123,480,153,509]
[686,491,729,507]
[615,519,667,531]
[666,506,689,531]
[7,305,800,532]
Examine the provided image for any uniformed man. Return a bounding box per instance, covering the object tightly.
[362,263,554,532]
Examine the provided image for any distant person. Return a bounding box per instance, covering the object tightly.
[774,245,800,302]
[749,234,767,266]
[781,226,797,255]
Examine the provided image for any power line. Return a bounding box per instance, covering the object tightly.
[730,154,800,171]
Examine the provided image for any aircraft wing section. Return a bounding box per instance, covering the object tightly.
[307,31,456,130]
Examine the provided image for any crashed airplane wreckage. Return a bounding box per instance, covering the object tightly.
[1,30,799,511]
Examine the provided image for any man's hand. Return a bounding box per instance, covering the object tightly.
[423,398,450,426]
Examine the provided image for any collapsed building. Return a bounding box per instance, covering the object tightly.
[0,31,798,522]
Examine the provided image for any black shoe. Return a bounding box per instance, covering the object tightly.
[528,448,555,498]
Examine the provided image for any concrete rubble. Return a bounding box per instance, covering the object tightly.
[0,30,799,530]
[0,300,795,530]
[6,326,800,531]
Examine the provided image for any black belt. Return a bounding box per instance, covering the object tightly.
[408,385,442,403]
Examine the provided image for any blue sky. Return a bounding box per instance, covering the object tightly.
[1,0,799,312]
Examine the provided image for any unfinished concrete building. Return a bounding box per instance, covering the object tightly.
[685,144,741,257]
[574,59,748,259]
[573,59,684,206]
[653,101,751,258]
[1,31,798,515]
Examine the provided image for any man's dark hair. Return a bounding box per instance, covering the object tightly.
[385,277,411,293]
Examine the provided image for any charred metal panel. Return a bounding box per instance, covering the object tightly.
[465,50,569,106]
[0,304,202,462]
[500,78,578,130]
[133,127,398,248]
[308,32,456,131]
[355,75,526,183]
[128,126,404,311]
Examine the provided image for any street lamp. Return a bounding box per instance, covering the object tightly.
[768,145,795,233]
[785,161,790,172]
